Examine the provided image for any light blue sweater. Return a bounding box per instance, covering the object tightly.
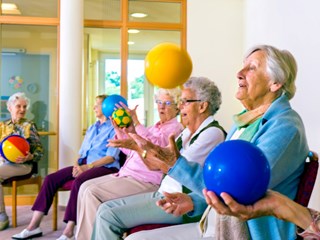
[168,95,309,240]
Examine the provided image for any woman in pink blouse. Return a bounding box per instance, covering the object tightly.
[75,87,184,240]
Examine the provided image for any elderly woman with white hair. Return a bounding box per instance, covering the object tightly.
[117,45,309,240]
[0,92,43,230]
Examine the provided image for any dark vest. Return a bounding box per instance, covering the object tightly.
[175,120,227,223]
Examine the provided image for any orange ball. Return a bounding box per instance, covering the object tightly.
[145,43,193,88]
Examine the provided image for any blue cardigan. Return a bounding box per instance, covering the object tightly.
[168,95,309,240]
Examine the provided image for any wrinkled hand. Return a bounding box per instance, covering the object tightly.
[72,164,86,178]
[15,152,33,164]
[129,133,180,173]
[156,192,194,216]
[109,117,132,139]
[115,102,139,125]
[203,189,288,221]
[108,135,139,152]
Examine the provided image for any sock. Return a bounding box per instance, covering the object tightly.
[0,212,8,221]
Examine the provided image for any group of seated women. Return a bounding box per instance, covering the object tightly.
[0,44,319,240]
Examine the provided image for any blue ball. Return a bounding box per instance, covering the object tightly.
[102,94,128,118]
[203,140,270,205]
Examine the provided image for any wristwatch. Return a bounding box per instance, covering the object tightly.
[87,163,94,169]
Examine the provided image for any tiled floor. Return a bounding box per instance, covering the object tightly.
[1,206,66,240]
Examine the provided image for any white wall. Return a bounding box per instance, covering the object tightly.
[188,0,320,210]
[245,0,320,211]
[187,0,245,130]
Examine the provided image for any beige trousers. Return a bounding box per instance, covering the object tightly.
[0,161,32,212]
[75,174,159,240]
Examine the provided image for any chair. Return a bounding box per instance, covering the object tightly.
[294,151,319,207]
[2,162,42,228]
[294,151,318,240]
[52,151,128,230]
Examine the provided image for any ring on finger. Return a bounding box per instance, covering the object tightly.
[142,150,147,159]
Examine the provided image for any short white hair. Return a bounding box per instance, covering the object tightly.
[155,87,181,104]
[7,92,30,109]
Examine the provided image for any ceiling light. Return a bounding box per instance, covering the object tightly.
[1,3,21,15]
[128,29,140,34]
[128,41,135,45]
[131,12,148,18]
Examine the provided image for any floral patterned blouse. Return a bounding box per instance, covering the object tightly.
[0,118,43,162]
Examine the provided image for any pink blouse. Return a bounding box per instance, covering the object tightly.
[115,117,183,185]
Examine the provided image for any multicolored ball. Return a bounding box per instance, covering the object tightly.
[112,108,132,128]
[0,135,30,162]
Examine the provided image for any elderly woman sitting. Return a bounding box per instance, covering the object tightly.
[75,87,185,240]
[90,76,227,239]
[0,92,43,231]
[119,45,309,240]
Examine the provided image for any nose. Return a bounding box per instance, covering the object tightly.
[237,68,245,80]
[177,102,184,110]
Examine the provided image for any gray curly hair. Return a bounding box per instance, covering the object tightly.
[183,77,222,115]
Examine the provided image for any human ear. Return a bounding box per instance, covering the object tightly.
[199,101,209,113]
[270,82,282,92]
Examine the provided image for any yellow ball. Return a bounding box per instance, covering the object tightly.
[112,108,132,128]
[145,43,193,88]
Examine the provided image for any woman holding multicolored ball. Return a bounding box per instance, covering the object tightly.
[0,92,43,231]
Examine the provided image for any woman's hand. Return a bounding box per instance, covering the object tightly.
[156,192,194,216]
[15,152,33,164]
[115,102,140,126]
[72,164,88,178]
[203,189,292,221]
[129,133,180,173]
[108,136,140,152]
[110,116,136,140]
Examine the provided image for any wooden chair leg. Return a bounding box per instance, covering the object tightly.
[53,194,58,231]
[37,176,42,192]
[12,181,17,228]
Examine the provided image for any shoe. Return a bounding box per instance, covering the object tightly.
[56,235,75,240]
[0,219,9,231]
[12,227,42,239]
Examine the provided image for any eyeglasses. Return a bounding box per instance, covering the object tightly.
[178,99,202,105]
[155,100,174,106]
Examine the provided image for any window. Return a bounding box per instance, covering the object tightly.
[84,0,186,126]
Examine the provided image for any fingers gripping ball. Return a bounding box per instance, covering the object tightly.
[102,94,128,118]
[203,140,270,205]
[145,42,193,88]
[0,135,30,162]
[112,108,132,128]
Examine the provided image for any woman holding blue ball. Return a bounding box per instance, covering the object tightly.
[103,45,309,240]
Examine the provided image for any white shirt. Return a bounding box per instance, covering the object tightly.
[158,116,225,194]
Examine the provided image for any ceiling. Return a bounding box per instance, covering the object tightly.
[1,0,182,54]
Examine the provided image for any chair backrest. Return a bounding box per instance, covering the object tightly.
[294,151,319,207]
[119,150,127,168]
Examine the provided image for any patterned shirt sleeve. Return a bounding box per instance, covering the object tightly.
[0,119,44,162]
[27,122,44,162]
[298,209,320,239]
